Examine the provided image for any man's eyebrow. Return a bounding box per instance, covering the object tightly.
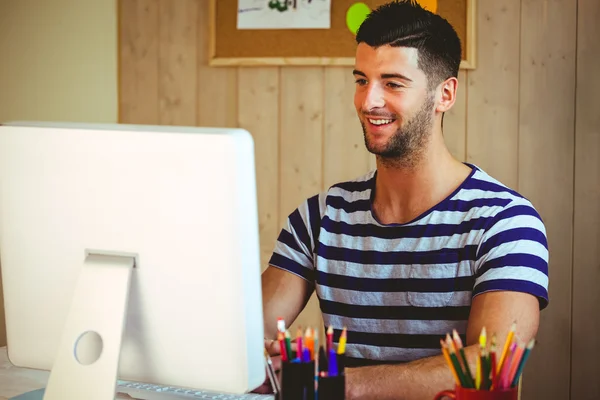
[381,73,413,82]
[352,69,413,82]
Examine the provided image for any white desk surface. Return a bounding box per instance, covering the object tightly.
[0,346,48,400]
[0,346,135,400]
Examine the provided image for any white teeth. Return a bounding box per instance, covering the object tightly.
[368,118,393,125]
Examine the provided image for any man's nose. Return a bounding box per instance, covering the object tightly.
[362,84,385,111]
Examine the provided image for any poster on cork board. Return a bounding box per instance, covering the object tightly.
[209,0,476,68]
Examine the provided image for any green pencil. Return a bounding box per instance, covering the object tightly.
[453,330,475,388]
[446,335,467,387]
[284,330,293,359]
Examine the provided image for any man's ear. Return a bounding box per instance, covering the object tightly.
[436,77,458,113]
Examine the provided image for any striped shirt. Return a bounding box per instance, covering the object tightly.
[268,164,549,367]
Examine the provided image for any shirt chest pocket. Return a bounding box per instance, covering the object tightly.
[407,263,460,307]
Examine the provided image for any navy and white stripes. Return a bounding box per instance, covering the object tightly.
[268,164,549,367]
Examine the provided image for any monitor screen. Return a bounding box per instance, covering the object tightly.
[0,122,267,396]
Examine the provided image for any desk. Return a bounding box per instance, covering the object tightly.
[0,347,134,400]
[0,347,48,400]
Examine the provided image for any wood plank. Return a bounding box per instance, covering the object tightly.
[571,0,600,398]
[518,0,577,398]
[323,67,372,188]
[466,0,520,189]
[118,0,159,124]
[157,0,197,126]
[0,270,5,347]
[279,67,324,333]
[209,57,477,69]
[237,68,280,272]
[444,70,467,162]
[197,0,237,127]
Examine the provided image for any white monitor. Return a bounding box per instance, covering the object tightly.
[0,122,267,399]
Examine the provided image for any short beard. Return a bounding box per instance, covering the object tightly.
[363,94,435,170]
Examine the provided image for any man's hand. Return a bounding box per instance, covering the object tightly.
[252,339,286,394]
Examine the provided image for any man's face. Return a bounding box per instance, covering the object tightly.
[353,43,436,162]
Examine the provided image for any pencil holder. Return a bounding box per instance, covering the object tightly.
[280,360,315,400]
[317,373,345,400]
[434,385,518,400]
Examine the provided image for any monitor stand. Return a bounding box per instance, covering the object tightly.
[43,250,138,400]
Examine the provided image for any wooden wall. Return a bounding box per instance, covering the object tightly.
[118,1,600,399]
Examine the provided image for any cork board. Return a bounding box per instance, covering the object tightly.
[209,0,476,68]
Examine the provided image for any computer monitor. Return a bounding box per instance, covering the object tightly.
[0,122,267,399]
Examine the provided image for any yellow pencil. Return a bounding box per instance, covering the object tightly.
[337,326,347,354]
[497,322,516,373]
[475,355,481,389]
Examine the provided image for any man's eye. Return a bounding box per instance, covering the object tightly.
[355,79,367,85]
[387,82,403,89]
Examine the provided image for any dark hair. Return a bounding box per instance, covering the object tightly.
[356,0,462,88]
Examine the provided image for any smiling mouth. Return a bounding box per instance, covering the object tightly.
[367,118,395,126]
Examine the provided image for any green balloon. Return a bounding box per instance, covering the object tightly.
[346,3,371,35]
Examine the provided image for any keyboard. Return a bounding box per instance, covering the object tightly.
[116,381,275,400]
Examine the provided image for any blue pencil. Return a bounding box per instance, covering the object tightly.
[511,339,535,387]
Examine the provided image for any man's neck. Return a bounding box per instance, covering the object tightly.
[372,137,471,225]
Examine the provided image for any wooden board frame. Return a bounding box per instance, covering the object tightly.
[208,0,477,69]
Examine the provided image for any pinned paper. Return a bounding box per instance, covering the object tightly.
[418,0,438,13]
[346,2,370,35]
[237,0,332,30]
[346,0,438,35]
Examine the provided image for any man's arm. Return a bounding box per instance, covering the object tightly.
[345,291,540,400]
[262,266,314,339]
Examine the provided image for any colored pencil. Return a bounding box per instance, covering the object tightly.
[499,342,517,389]
[511,338,535,387]
[337,327,347,354]
[507,342,524,387]
[446,335,467,387]
[489,336,497,387]
[440,339,462,386]
[277,317,286,333]
[497,322,516,374]
[452,330,475,388]
[326,325,334,353]
[305,327,314,360]
[284,330,293,359]
[296,327,304,360]
[278,331,288,362]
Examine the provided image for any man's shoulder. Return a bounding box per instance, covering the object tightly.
[325,169,376,196]
[467,165,535,205]
[292,170,376,216]
[465,164,544,224]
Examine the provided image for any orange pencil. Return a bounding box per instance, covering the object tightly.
[497,322,516,374]
[305,327,314,359]
[507,343,524,387]
[440,339,461,386]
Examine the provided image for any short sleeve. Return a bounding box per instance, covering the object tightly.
[268,194,323,283]
[473,200,549,309]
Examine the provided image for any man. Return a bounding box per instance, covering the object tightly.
[260,1,549,399]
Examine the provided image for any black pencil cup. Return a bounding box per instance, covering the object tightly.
[280,360,315,400]
[317,374,345,400]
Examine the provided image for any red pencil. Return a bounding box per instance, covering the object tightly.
[326,325,333,353]
[278,331,288,362]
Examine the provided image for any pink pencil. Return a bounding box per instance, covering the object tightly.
[507,344,524,387]
[500,342,518,389]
